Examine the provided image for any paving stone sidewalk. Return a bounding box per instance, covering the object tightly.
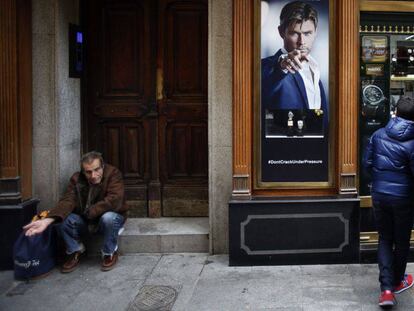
[1,254,414,311]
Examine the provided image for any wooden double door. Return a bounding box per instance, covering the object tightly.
[83,0,208,217]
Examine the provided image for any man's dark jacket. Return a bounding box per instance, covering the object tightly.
[48,164,129,221]
[364,116,414,198]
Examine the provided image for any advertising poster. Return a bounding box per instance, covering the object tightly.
[260,0,330,183]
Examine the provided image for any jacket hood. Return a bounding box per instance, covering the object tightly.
[386,117,414,141]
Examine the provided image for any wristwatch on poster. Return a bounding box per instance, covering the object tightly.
[362,84,385,120]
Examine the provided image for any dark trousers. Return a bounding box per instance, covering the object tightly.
[372,193,414,291]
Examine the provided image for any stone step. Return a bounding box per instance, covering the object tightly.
[87,217,209,254]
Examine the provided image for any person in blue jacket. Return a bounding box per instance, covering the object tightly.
[364,96,414,308]
[261,1,327,118]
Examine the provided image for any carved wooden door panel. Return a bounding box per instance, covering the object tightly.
[84,0,207,217]
[158,0,208,216]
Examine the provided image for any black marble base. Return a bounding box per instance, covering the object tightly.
[229,197,360,266]
[0,177,22,204]
[0,199,39,270]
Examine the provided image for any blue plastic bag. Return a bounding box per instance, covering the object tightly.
[13,225,56,279]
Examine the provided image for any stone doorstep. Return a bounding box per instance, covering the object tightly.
[86,217,210,255]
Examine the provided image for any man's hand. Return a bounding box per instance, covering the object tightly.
[23,218,55,236]
[279,49,310,74]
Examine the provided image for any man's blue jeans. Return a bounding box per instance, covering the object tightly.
[372,192,414,291]
[58,212,125,256]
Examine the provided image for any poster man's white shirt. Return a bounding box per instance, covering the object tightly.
[299,55,321,109]
[280,47,322,109]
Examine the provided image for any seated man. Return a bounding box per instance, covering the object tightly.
[23,151,129,272]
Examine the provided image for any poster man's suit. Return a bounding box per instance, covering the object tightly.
[261,49,327,115]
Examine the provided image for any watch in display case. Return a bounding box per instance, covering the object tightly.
[362,84,386,121]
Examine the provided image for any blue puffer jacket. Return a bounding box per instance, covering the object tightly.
[364,116,414,198]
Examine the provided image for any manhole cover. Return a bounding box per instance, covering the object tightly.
[128,285,179,311]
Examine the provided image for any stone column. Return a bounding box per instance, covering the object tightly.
[209,0,233,254]
[32,0,81,210]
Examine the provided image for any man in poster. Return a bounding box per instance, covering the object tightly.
[261,1,327,133]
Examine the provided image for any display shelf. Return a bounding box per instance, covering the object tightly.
[391,74,414,81]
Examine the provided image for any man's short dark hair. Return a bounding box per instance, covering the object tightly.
[81,151,104,167]
[279,1,318,33]
[396,96,414,121]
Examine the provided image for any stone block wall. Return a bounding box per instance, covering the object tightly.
[32,0,81,210]
[208,0,233,254]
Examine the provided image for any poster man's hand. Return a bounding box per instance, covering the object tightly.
[280,49,310,74]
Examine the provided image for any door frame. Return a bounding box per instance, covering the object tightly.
[80,0,209,218]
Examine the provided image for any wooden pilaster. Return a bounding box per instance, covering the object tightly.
[232,0,253,198]
[337,0,359,195]
[0,0,32,201]
[0,0,19,179]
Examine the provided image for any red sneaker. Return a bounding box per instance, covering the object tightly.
[378,290,396,308]
[394,274,414,294]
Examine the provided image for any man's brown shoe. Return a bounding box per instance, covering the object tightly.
[101,251,118,271]
[61,249,85,273]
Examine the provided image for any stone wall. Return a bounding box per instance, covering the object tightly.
[208,0,233,254]
[32,0,80,210]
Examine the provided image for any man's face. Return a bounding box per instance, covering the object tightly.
[82,158,104,185]
[279,19,317,55]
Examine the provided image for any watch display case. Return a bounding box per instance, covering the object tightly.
[359,34,390,196]
[359,35,389,197]
[358,9,414,258]
[359,31,414,198]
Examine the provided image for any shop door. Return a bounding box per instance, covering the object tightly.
[83,0,208,217]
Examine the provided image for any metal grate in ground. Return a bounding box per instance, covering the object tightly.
[127,285,180,311]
